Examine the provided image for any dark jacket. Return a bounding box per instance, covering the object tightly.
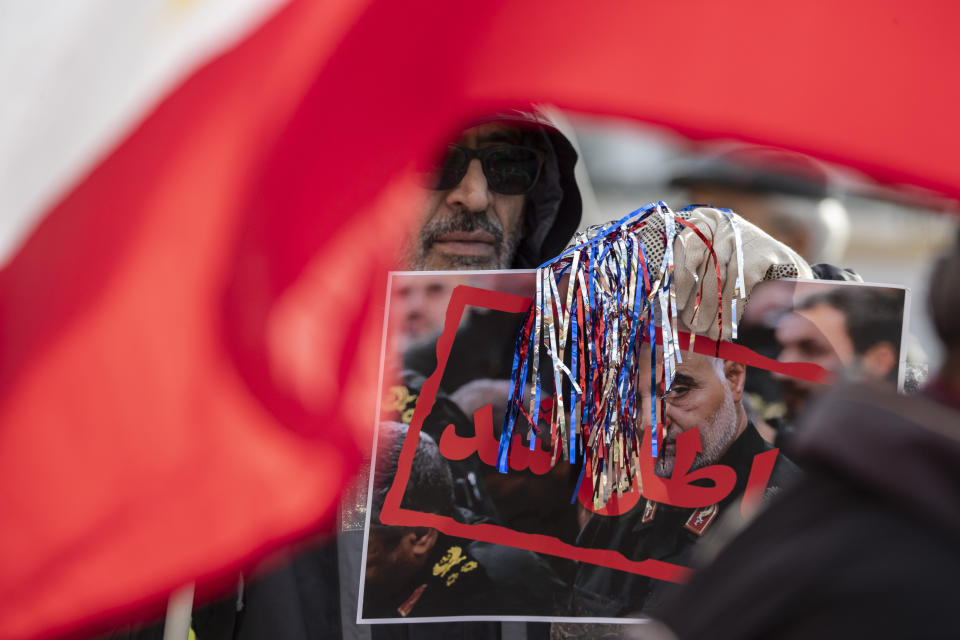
[656,383,960,639]
[572,424,799,618]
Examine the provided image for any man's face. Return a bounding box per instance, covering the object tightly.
[406,123,528,270]
[774,302,852,418]
[638,348,746,478]
[391,276,462,350]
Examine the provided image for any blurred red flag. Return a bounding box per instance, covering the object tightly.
[1,0,958,638]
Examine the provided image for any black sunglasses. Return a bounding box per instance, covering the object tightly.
[429,144,544,195]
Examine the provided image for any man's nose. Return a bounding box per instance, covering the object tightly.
[404,290,425,313]
[661,402,678,430]
[445,158,491,212]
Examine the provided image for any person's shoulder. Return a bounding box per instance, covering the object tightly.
[743,423,802,496]
[767,449,801,496]
[663,470,960,639]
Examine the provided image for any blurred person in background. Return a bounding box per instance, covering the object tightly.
[640,231,960,640]
[670,146,850,267]
[774,285,904,428]
[389,275,465,359]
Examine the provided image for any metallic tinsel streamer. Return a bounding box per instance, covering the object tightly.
[496,202,744,508]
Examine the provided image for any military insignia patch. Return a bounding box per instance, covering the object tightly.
[641,499,658,524]
[683,503,719,536]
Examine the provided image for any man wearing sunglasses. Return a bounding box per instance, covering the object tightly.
[406,113,582,272]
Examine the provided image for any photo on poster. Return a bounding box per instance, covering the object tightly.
[359,270,908,623]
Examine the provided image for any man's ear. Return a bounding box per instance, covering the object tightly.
[409,528,438,559]
[861,341,898,382]
[723,360,747,402]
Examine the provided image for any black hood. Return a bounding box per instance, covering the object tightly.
[792,382,960,538]
[475,111,582,268]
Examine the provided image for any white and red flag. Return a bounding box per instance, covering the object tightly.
[0,1,957,638]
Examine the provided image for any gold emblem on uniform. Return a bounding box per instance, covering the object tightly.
[383,385,418,424]
[432,546,478,588]
[432,545,466,577]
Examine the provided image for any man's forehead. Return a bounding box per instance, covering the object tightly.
[675,351,720,377]
[458,122,524,147]
[638,343,720,378]
[777,304,840,342]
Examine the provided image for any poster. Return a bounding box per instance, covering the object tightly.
[358,270,908,623]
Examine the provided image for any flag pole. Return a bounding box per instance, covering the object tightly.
[162,583,194,640]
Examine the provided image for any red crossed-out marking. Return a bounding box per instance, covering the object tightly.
[380,285,829,582]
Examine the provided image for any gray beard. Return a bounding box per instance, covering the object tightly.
[407,210,521,271]
[655,387,738,478]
